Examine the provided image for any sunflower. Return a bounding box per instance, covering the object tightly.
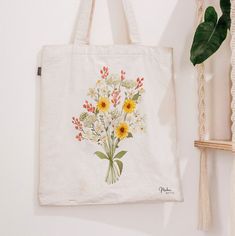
[123,99,136,113]
[115,122,129,139]
[97,97,110,112]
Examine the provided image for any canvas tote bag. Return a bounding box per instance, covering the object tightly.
[39,0,183,205]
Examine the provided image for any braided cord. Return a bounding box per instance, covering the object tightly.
[230,2,235,236]
[196,0,212,231]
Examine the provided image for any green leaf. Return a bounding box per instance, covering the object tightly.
[114,150,127,159]
[190,7,228,65]
[204,7,217,24]
[94,151,109,160]
[220,0,231,29]
[132,92,140,101]
[115,160,123,175]
[127,132,133,138]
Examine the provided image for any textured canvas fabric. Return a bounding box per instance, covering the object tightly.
[39,0,183,205]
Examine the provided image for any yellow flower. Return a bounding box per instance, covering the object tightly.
[115,122,129,139]
[97,97,110,112]
[123,99,136,113]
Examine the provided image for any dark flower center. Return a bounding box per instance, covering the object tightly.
[120,127,125,133]
[101,102,106,107]
[127,104,131,109]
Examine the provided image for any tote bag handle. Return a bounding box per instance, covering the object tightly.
[74,0,141,45]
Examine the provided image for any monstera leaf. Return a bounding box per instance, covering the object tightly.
[190,0,230,65]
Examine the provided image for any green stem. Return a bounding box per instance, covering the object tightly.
[113,161,119,177]
[105,162,111,183]
[111,162,114,184]
[124,112,127,121]
[100,115,112,157]
[105,158,119,184]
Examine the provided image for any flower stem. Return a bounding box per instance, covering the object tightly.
[105,159,119,184]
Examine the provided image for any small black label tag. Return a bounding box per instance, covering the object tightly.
[37,67,42,76]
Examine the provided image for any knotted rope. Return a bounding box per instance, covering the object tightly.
[196,0,212,231]
[230,1,235,235]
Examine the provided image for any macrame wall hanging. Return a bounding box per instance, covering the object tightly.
[194,0,235,233]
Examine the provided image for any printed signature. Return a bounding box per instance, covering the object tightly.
[159,186,174,194]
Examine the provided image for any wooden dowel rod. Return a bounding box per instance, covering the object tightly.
[194,140,234,152]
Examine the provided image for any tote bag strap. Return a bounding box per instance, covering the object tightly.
[74,0,141,45]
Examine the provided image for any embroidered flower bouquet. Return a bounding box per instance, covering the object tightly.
[72,66,145,184]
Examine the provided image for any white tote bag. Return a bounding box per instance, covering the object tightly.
[39,0,183,205]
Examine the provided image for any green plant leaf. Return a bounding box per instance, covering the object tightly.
[114,150,127,159]
[127,132,133,138]
[132,92,140,101]
[204,6,217,24]
[220,0,231,29]
[94,151,109,160]
[190,6,228,65]
[115,160,123,175]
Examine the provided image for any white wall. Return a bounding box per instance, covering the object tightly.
[0,0,233,235]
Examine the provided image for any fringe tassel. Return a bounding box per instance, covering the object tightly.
[230,158,235,236]
[198,149,211,231]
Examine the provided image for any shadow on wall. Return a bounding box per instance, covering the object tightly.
[32,0,217,235]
